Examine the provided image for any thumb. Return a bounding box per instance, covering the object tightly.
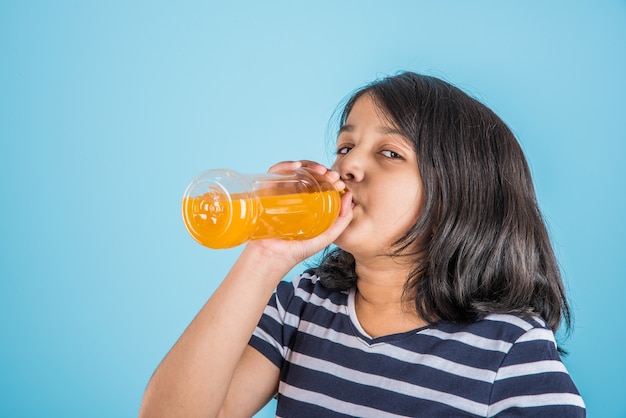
[304,190,353,252]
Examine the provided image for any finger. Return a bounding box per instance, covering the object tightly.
[298,160,329,175]
[311,167,343,192]
[337,190,353,217]
[246,191,353,264]
[268,160,302,173]
[309,190,354,247]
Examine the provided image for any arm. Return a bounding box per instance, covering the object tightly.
[139,244,290,418]
[219,345,281,417]
[139,161,353,418]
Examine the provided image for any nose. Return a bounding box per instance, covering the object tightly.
[333,149,364,183]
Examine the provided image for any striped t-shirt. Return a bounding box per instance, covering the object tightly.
[249,271,585,417]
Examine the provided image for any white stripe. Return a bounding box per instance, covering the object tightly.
[252,327,285,357]
[287,352,489,416]
[262,304,281,324]
[533,316,547,328]
[265,295,301,329]
[347,288,370,337]
[299,271,318,281]
[419,328,513,353]
[516,327,556,346]
[487,393,586,416]
[495,360,568,380]
[296,321,497,382]
[294,284,347,314]
[485,314,534,331]
[280,384,411,418]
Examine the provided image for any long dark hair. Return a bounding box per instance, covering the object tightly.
[315,72,571,335]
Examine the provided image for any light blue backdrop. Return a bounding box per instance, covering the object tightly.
[1,1,624,417]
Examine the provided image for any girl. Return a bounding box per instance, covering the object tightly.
[140,72,585,417]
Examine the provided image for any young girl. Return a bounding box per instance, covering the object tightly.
[140,72,585,417]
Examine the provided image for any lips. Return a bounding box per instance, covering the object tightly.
[348,194,357,209]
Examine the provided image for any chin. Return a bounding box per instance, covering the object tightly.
[332,233,356,253]
[333,233,373,257]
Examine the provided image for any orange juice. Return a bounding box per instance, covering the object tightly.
[182,189,340,249]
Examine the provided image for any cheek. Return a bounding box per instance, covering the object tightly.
[386,185,422,224]
[387,179,422,204]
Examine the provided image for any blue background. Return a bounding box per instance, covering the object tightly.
[1,1,624,417]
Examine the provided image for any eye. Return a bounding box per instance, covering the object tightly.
[336,146,351,155]
[381,150,403,159]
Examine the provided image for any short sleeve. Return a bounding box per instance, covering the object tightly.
[487,327,586,417]
[248,278,301,369]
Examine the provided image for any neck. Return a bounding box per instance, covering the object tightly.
[352,261,426,337]
[353,257,413,306]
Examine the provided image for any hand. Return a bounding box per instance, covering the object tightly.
[268,159,345,190]
[243,160,353,269]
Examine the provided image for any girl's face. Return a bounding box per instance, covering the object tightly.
[332,94,424,260]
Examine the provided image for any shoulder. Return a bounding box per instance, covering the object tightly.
[273,270,349,316]
[473,316,586,415]
[477,313,556,347]
[430,314,585,415]
[474,314,560,360]
[416,314,565,383]
[423,313,555,356]
[275,269,350,310]
[250,270,352,364]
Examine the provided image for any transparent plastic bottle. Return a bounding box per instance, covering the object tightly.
[181,168,341,249]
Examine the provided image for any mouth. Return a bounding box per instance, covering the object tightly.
[348,194,356,209]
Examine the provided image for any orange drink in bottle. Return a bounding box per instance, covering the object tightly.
[182,168,341,249]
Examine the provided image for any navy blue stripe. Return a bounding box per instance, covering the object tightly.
[500,339,560,365]
[290,332,494,403]
[492,372,583,399]
[249,334,282,369]
[396,332,506,370]
[491,405,585,417]
[275,395,354,418]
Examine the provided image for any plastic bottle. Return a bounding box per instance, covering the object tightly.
[181,168,341,249]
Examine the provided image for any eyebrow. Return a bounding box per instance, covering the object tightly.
[338,124,407,137]
[338,124,415,152]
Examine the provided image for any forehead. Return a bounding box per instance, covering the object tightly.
[339,94,413,147]
[343,93,392,125]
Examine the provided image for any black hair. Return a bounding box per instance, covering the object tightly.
[315,72,572,337]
